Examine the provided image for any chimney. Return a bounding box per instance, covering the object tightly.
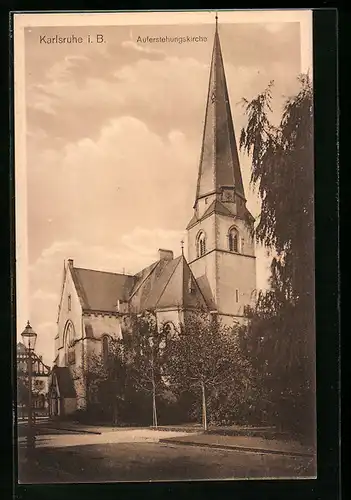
[158,249,174,261]
[67,259,74,268]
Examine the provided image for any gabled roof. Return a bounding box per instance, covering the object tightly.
[51,366,76,398]
[143,257,182,310]
[66,253,209,316]
[71,267,136,312]
[129,255,209,312]
[129,257,178,312]
[157,255,209,310]
[202,199,233,219]
[186,199,234,230]
[192,274,217,310]
[129,261,159,299]
[186,213,198,230]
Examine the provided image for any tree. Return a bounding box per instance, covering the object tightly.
[240,74,314,310]
[124,311,169,428]
[82,311,170,427]
[167,310,256,430]
[83,338,126,424]
[238,74,315,438]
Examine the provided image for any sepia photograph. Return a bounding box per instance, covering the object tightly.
[13,9,316,483]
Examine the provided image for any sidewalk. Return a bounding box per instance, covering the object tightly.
[153,424,291,440]
[159,433,315,458]
[18,428,193,449]
[41,422,145,435]
[24,421,315,457]
[42,421,288,438]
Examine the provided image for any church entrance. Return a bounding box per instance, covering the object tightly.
[49,387,59,417]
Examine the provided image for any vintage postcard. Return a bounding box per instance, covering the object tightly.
[13,9,316,483]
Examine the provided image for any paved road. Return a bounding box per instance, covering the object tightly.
[18,428,193,447]
[18,429,315,483]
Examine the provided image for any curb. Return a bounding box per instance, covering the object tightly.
[42,426,102,435]
[151,427,292,440]
[150,426,201,433]
[159,439,315,458]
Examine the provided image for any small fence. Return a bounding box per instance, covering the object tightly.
[17,403,49,421]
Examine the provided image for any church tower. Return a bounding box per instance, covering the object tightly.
[187,17,256,324]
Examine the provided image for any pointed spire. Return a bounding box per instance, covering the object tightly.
[194,17,245,207]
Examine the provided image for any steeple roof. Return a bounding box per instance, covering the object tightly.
[186,199,233,230]
[195,21,245,205]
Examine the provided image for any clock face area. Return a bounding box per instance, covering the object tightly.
[222,190,235,202]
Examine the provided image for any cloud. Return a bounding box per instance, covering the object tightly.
[23,24,297,364]
[33,321,57,365]
[32,288,58,304]
[45,55,90,82]
[121,227,185,257]
[27,115,196,262]
[26,54,209,143]
[26,223,187,364]
[121,40,166,56]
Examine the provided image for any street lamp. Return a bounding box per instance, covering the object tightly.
[148,335,158,428]
[21,321,37,451]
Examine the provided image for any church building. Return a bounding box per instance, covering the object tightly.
[49,20,256,417]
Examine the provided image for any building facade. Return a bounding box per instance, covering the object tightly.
[17,342,51,419]
[49,22,256,417]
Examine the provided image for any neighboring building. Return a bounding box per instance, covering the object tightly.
[49,21,256,417]
[17,342,51,419]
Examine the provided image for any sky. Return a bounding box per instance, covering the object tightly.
[15,11,312,364]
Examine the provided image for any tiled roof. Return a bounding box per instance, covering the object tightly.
[129,255,209,312]
[202,199,233,219]
[144,257,182,310]
[71,267,136,312]
[52,366,76,398]
[129,258,177,312]
[69,254,209,316]
[186,200,234,230]
[195,28,245,202]
[186,213,198,230]
[129,261,159,299]
[193,274,217,310]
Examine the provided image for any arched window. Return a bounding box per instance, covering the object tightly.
[63,321,76,365]
[196,231,206,257]
[64,321,75,346]
[163,321,175,338]
[160,322,176,351]
[228,227,239,253]
[102,335,110,365]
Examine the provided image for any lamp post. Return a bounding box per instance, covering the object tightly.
[21,321,37,451]
[148,335,158,428]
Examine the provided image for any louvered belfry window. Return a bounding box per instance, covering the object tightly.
[197,231,206,257]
